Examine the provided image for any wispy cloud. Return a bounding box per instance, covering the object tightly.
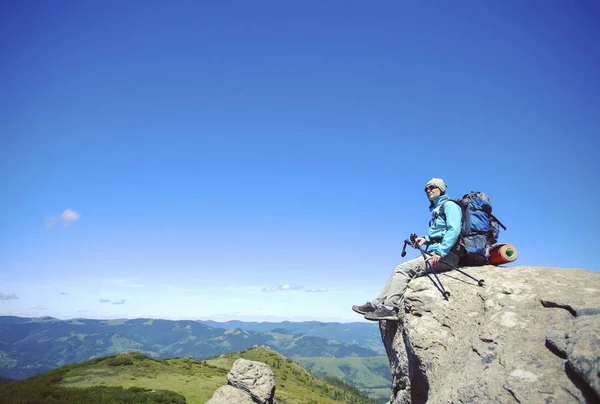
[30,306,48,310]
[0,293,18,300]
[262,284,303,292]
[112,299,126,305]
[99,299,111,303]
[305,288,329,293]
[45,209,81,228]
[60,292,68,295]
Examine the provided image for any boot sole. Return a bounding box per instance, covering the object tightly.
[352,306,375,315]
[364,315,398,321]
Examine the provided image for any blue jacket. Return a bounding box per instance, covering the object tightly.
[424,194,462,257]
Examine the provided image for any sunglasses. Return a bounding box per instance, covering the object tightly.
[424,185,439,192]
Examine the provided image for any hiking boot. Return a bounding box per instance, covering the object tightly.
[363,306,398,321]
[352,301,377,315]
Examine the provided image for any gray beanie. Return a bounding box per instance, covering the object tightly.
[426,178,447,192]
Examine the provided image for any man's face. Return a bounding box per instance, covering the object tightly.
[425,185,441,200]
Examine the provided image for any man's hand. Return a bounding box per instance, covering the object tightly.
[426,253,442,268]
[412,237,426,248]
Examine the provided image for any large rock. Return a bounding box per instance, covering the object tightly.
[207,358,276,404]
[227,358,276,404]
[379,265,600,404]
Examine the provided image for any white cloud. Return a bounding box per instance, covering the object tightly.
[45,209,81,228]
[305,288,329,293]
[261,284,303,292]
[0,293,18,300]
[61,209,80,222]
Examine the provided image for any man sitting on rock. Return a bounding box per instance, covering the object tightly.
[352,178,462,321]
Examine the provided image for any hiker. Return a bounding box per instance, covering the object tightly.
[352,178,462,321]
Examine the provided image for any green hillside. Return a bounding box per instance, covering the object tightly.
[293,356,391,403]
[0,347,378,404]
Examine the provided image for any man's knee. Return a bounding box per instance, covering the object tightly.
[438,252,459,271]
[395,257,424,272]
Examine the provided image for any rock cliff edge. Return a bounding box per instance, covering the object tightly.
[380,265,600,403]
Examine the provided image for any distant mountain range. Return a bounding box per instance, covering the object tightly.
[197,319,384,353]
[0,346,380,403]
[0,316,383,380]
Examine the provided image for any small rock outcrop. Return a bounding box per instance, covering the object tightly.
[380,265,600,403]
[207,358,276,404]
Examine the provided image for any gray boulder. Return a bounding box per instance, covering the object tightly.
[378,265,600,403]
[207,358,276,404]
[227,358,276,404]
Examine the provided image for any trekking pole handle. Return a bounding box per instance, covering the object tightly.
[411,236,433,257]
[403,233,429,257]
[401,240,408,257]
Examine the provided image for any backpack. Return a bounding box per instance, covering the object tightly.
[440,191,506,266]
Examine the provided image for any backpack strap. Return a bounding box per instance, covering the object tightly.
[430,200,452,227]
[439,200,447,219]
[435,200,465,235]
[433,200,465,257]
[438,200,460,221]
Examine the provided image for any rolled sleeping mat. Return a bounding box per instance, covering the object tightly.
[489,244,518,265]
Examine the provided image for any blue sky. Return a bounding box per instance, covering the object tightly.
[1,1,599,322]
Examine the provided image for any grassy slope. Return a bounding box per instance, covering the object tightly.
[61,354,220,404]
[56,347,378,404]
[293,356,391,403]
[0,359,186,404]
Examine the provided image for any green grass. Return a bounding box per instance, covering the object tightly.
[62,353,224,403]
[1,348,379,404]
[0,359,186,404]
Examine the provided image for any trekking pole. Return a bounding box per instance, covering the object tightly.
[407,234,485,287]
[403,233,451,300]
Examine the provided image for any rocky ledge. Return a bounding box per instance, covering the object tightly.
[380,265,600,403]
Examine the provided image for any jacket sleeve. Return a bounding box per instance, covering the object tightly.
[437,202,461,257]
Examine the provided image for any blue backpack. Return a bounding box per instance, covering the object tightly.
[440,191,506,266]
